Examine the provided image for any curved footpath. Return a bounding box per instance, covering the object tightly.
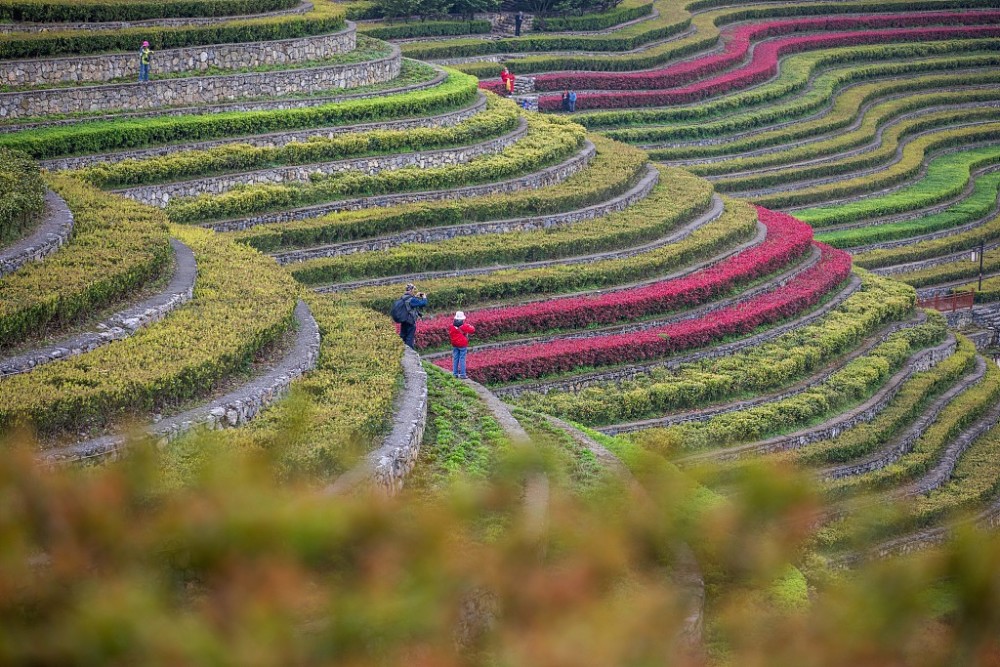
[0,190,74,278]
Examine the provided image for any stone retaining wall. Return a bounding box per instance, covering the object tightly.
[117,117,529,207]
[0,24,355,86]
[326,346,428,496]
[42,93,487,171]
[275,164,657,264]
[209,140,597,232]
[0,190,73,278]
[0,46,400,119]
[1,239,196,378]
[41,300,320,464]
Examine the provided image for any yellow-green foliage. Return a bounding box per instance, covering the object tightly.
[0,225,298,436]
[0,174,172,348]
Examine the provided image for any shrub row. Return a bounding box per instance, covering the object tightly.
[343,167,733,311]
[825,339,1000,498]
[896,244,1000,288]
[234,135,648,252]
[827,172,1000,253]
[0,71,480,160]
[531,11,996,92]
[535,24,1000,111]
[0,148,46,247]
[0,0,344,59]
[661,81,1000,164]
[0,0,298,22]
[0,174,171,349]
[582,42,1000,131]
[440,244,852,384]
[513,271,916,426]
[359,19,491,39]
[794,143,1000,227]
[953,274,1000,303]
[634,317,947,457]
[290,170,711,285]
[415,207,813,348]
[534,0,653,32]
[711,108,1000,190]
[74,94,519,188]
[165,113,586,224]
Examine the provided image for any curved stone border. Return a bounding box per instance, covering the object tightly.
[673,333,958,468]
[0,190,73,278]
[0,1,312,32]
[821,354,986,480]
[423,242,821,362]
[39,299,321,464]
[211,139,598,232]
[871,240,1000,277]
[0,44,401,119]
[40,93,489,171]
[1,62,446,133]
[116,117,529,207]
[0,238,196,377]
[319,190,726,293]
[275,163,658,264]
[0,22,356,86]
[326,346,428,496]
[497,271,860,399]
[600,311,925,435]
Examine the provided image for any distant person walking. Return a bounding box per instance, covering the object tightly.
[450,311,475,379]
[500,66,515,95]
[515,11,524,37]
[139,41,153,83]
[390,283,428,350]
[567,90,577,112]
[561,91,569,111]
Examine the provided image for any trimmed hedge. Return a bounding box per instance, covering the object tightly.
[514,271,916,426]
[0,70,480,159]
[0,148,46,247]
[74,94,520,188]
[165,113,587,224]
[0,174,171,350]
[0,0,298,22]
[534,0,653,32]
[359,19,491,39]
[234,135,648,252]
[0,223,299,436]
[342,166,732,311]
[0,0,344,59]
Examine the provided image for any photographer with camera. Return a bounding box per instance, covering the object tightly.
[390,283,428,350]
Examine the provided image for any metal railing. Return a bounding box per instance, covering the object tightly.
[918,290,975,312]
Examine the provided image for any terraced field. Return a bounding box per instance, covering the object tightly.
[3,0,1000,660]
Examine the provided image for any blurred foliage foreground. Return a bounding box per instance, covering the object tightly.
[2,426,1000,667]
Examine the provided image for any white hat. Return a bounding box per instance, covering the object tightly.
[454,311,466,320]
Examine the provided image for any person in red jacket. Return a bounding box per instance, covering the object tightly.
[500,66,515,95]
[450,311,476,379]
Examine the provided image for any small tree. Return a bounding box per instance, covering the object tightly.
[451,0,500,19]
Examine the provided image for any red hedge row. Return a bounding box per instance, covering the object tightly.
[528,23,1000,110]
[417,208,813,349]
[434,240,852,383]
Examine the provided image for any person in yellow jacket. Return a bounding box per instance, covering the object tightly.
[139,41,153,83]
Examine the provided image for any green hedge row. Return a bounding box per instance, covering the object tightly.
[796,143,1000,227]
[0,224,299,436]
[0,148,46,247]
[514,271,916,426]
[634,316,948,458]
[0,0,344,59]
[897,242,1000,289]
[534,0,653,32]
[656,78,1000,163]
[75,94,519,188]
[359,18,491,39]
[165,114,586,224]
[0,70,480,159]
[235,135,649,251]
[345,188,749,313]
[0,0,298,22]
[291,172,709,285]
[750,123,1000,210]
[0,174,172,350]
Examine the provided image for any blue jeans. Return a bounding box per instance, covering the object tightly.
[139,63,150,82]
[452,347,467,378]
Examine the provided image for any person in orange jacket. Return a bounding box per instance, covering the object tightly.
[500,66,515,95]
[449,311,476,379]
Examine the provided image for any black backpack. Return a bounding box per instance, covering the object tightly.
[390,295,416,324]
